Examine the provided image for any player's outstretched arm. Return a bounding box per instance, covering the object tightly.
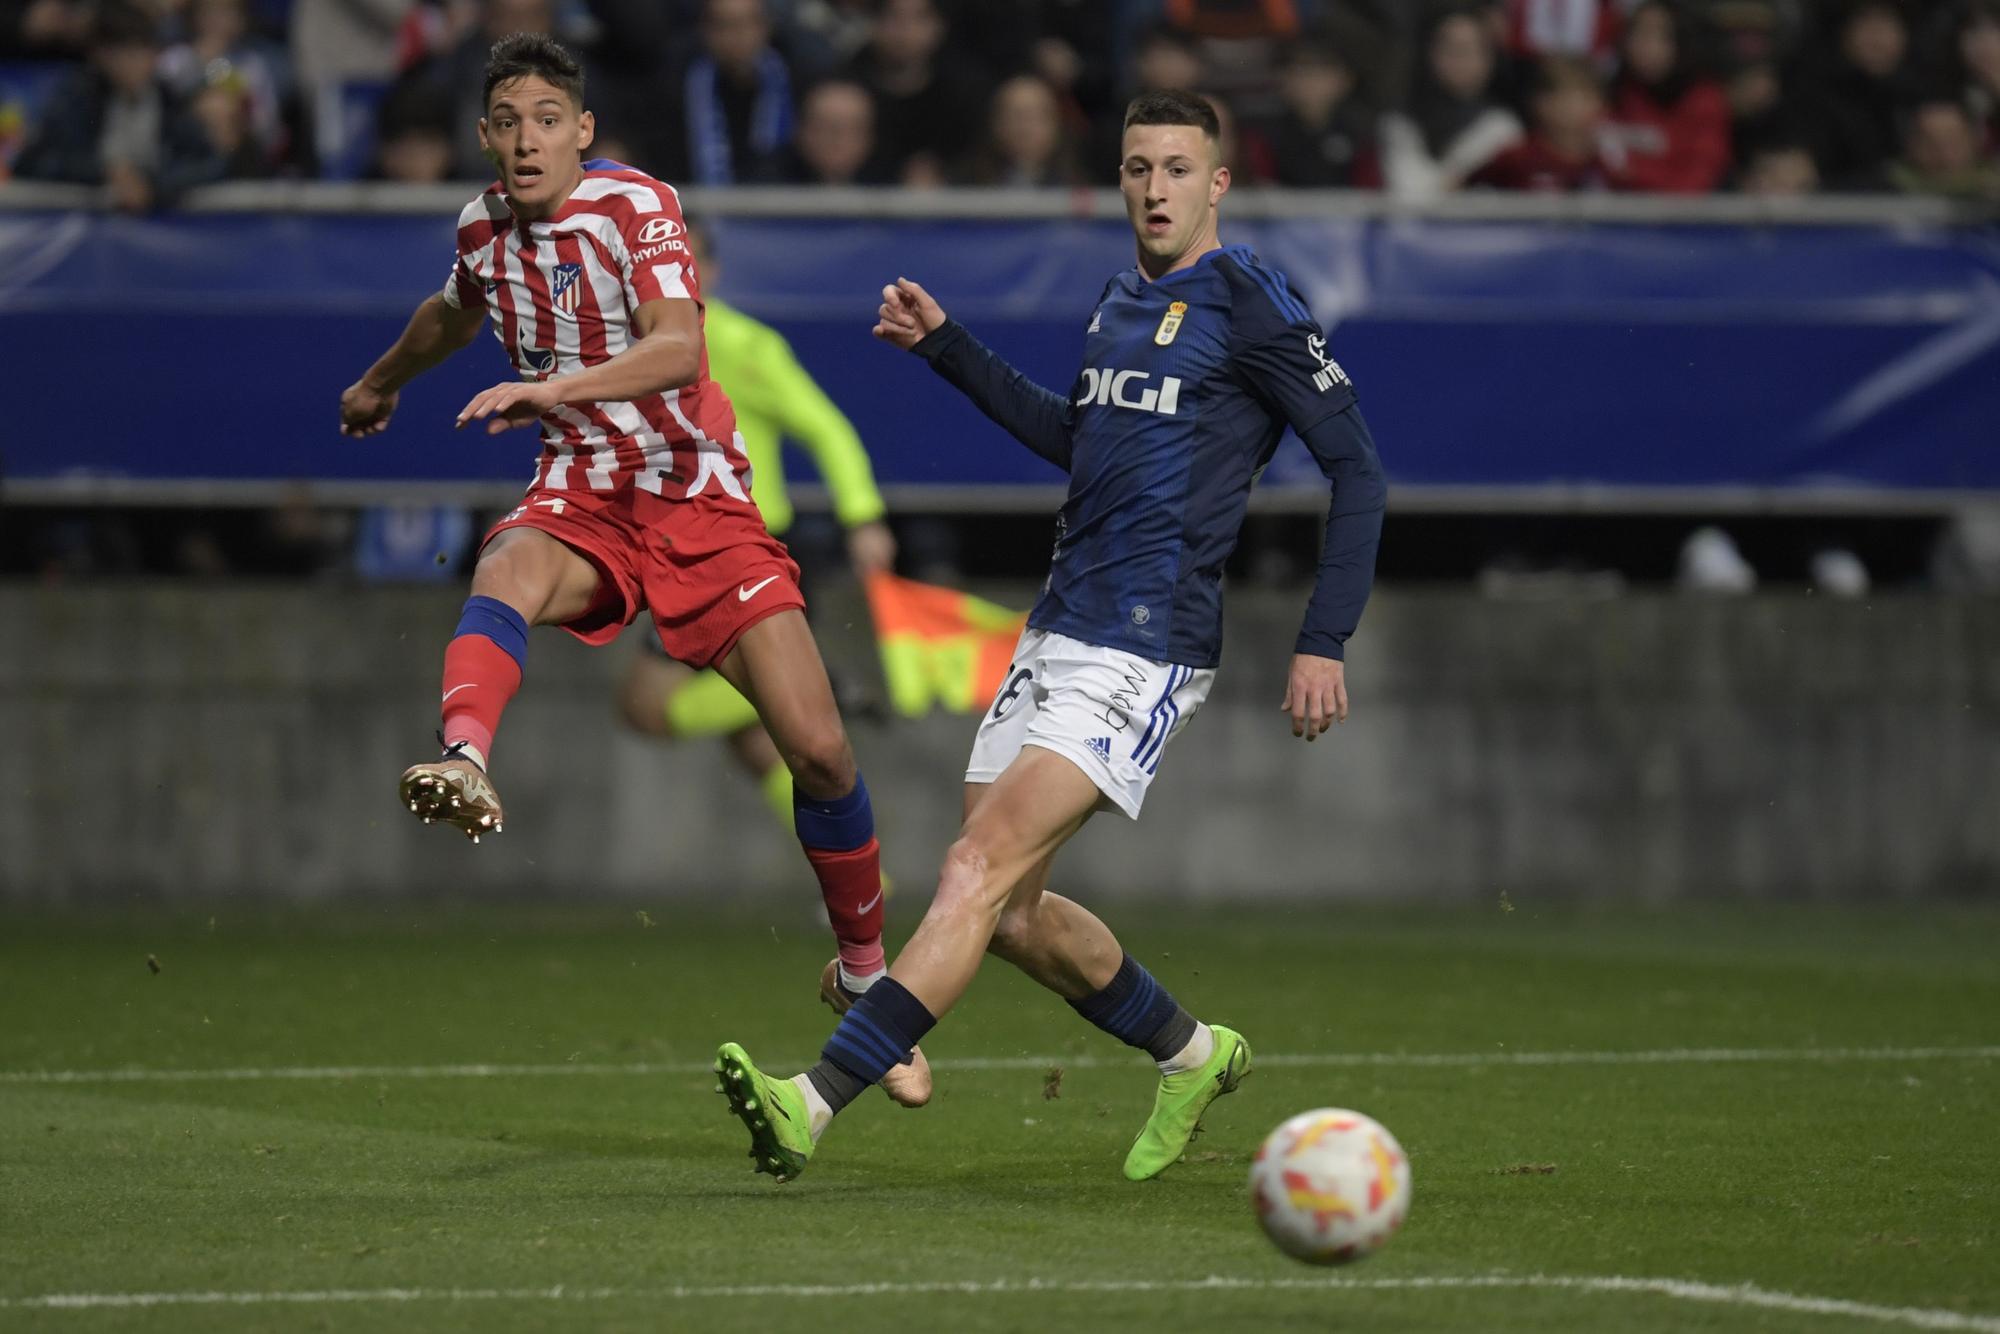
[456,297,704,435]
[340,295,486,437]
[875,277,1074,471]
[1282,408,1387,741]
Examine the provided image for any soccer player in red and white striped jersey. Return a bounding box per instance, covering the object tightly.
[337,33,928,1106]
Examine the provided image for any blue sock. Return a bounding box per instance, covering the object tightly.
[793,776,874,851]
[1071,954,1197,1064]
[808,977,935,1114]
[454,594,529,669]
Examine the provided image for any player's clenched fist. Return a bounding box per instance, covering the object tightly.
[1281,653,1348,742]
[872,277,946,350]
[457,381,560,434]
[339,381,399,437]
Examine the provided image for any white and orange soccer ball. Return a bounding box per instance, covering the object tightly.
[1248,1108,1411,1265]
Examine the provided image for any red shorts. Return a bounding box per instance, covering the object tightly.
[484,485,804,669]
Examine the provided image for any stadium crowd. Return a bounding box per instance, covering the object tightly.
[3,0,1999,207]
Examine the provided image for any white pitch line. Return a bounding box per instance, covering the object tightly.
[0,1045,1994,1086]
[4,1274,1997,1331]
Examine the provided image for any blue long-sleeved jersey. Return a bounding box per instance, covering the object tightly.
[914,244,1386,668]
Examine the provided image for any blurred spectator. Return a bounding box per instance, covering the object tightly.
[1473,54,1615,190]
[1379,6,1523,200]
[185,65,275,178]
[159,0,297,171]
[15,3,232,209]
[1,0,92,58]
[1737,135,1818,194]
[1793,0,1917,189]
[1503,0,1622,64]
[766,76,884,184]
[1947,0,2000,152]
[785,0,872,78]
[956,73,1085,186]
[367,71,452,179]
[1723,53,1785,164]
[1157,0,1300,112]
[667,0,795,184]
[1242,38,1375,186]
[1128,22,1205,95]
[1881,95,2000,200]
[1602,0,1731,192]
[1092,24,1205,174]
[292,0,413,114]
[843,0,988,185]
[949,0,1118,131]
[1699,0,1804,66]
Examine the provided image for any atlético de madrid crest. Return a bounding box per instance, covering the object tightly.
[551,262,583,319]
[1154,301,1187,346]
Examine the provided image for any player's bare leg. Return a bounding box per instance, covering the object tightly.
[715,609,931,1107]
[404,528,601,841]
[883,749,1100,1014]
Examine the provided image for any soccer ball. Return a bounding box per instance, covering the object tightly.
[1248,1108,1410,1265]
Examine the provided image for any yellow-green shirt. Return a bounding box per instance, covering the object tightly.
[706,298,885,536]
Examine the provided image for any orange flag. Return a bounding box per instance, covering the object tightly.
[863,571,1029,717]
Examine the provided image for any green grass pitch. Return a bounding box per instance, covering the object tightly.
[2,902,1996,1332]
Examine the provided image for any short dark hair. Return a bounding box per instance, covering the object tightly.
[483,32,585,111]
[1122,88,1220,140]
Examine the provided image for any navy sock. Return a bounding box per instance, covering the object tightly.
[1070,954,1198,1064]
[793,776,874,851]
[454,594,529,669]
[813,977,936,1115]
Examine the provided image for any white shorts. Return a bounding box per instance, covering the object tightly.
[965,626,1216,819]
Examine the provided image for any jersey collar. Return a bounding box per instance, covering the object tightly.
[1130,245,1226,291]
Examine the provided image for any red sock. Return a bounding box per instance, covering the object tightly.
[806,839,887,983]
[440,634,522,769]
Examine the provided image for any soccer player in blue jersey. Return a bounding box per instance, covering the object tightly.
[714,89,1387,1182]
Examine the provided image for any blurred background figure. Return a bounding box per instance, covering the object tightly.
[1152,0,1300,110]
[669,0,795,184]
[1737,133,1819,194]
[1380,5,1522,201]
[1881,95,2000,200]
[290,0,413,172]
[956,72,1084,187]
[843,0,987,186]
[1092,23,1204,167]
[1948,1,2000,152]
[1,0,93,58]
[1473,54,1614,190]
[158,0,297,174]
[769,76,882,184]
[14,2,232,209]
[1502,0,1623,65]
[367,72,453,180]
[1602,0,1731,192]
[1241,37,1376,187]
[1794,0,1916,190]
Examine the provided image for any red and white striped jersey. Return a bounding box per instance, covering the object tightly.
[440,161,753,501]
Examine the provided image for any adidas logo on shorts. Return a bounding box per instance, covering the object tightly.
[1087,737,1112,759]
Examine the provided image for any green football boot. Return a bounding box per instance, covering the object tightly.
[714,1042,815,1182]
[1122,1025,1253,1181]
